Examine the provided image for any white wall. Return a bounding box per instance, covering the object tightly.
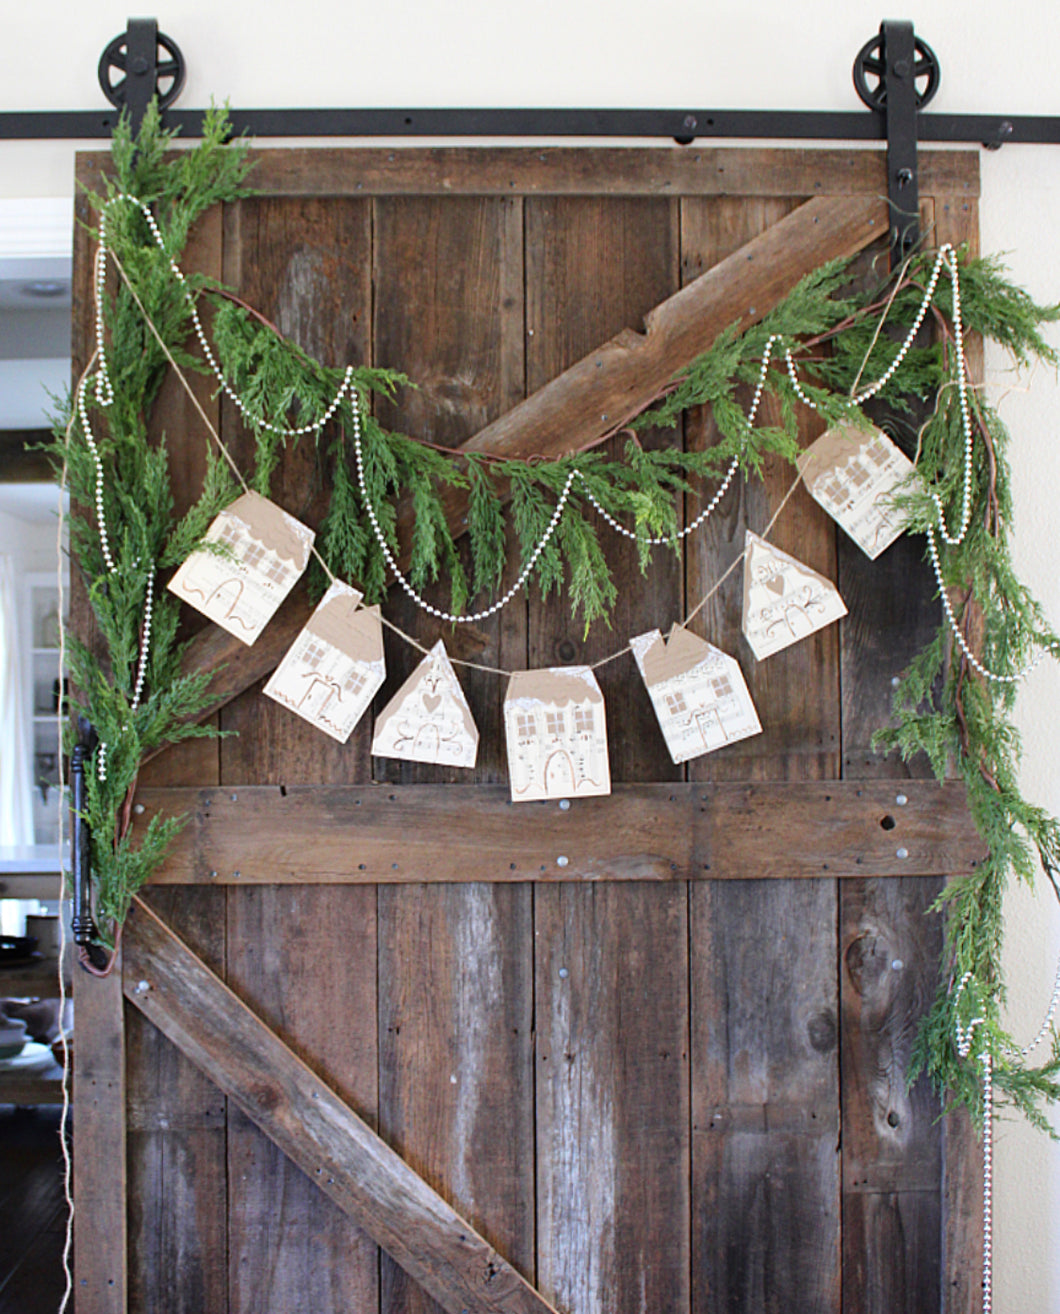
[3,3,1060,1308]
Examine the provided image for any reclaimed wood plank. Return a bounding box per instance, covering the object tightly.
[379,884,535,1314]
[73,959,126,1314]
[371,192,535,1314]
[134,780,984,884]
[125,887,228,1314]
[71,153,127,1314]
[526,194,690,1314]
[839,877,944,1311]
[933,193,985,1314]
[217,194,379,1314]
[371,192,526,784]
[116,197,228,1314]
[235,146,978,200]
[166,193,889,728]
[683,195,843,1311]
[836,200,948,1314]
[524,194,683,774]
[121,900,560,1314]
[534,883,689,1314]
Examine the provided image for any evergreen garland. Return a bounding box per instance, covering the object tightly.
[54,106,1060,1128]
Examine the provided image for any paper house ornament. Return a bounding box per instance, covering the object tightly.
[798,420,917,559]
[742,531,847,661]
[504,666,610,802]
[263,579,385,742]
[168,490,314,645]
[371,640,478,768]
[631,627,761,763]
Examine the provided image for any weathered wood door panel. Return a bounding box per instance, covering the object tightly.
[72,147,982,1314]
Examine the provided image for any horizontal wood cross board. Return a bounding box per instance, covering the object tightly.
[123,898,558,1314]
[71,146,984,1314]
[136,781,984,885]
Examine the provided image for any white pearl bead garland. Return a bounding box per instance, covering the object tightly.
[96,740,108,783]
[98,194,355,439]
[579,336,780,544]
[951,954,1060,1314]
[92,194,1056,695]
[76,372,117,576]
[953,970,993,1314]
[130,568,154,712]
[353,404,574,623]
[927,527,1053,684]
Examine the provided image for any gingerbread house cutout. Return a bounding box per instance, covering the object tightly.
[631,626,761,763]
[798,420,916,559]
[371,640,478,768]
[263,579,385,742]
[168,490,314,645]
[504,666,610,802]
[742,531,847,661]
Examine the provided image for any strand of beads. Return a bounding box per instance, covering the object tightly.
[783,243,975,543]
[1004,951,1060,1059]
[926,527,1055,683]
[353,405,574,624]
[981,1051,995,1314]
[130,569,154,712]
[577,336,780,544]
[953,970,993,1314]
[98,194,355,439]
[75,372,117,576]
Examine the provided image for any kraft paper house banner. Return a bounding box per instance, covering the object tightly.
[798,420,916,559]
[168,490,314,645]
[504,666,611,802]
[742,530,848,661]
[371,639,479,768]
[263,579,385,742]
[631,626,762,763]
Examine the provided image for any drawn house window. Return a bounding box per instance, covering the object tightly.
[217,522,242,551]
[664,691,688,717]
[516,712,536,740]
[866,438,890,466]
[849,463,871,488]
[239,540,267,572]
[711,674,733,699]
[824,478,848,504]
[342,669,367,699]
[573,705,594,735]
[545,710,565,737]
[302,638,328,669]
[263,557,289,585]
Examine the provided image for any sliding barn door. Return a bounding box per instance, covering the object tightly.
[72,146,983,1314]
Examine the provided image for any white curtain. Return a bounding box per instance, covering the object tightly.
[0,555,33,846]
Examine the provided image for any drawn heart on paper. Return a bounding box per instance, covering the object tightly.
[423,693,442,713]
[765,575,785,596]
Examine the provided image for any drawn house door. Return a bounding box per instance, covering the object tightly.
[73,145,983,1314]
[544,749,577,798]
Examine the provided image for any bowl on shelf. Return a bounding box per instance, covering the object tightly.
[0,1017,27,1060]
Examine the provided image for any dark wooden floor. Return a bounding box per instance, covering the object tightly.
[0,1105,68,1314]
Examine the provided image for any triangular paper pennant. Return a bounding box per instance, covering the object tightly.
[631,626,762,763]
[168,490,314,645]
[371,640,479,768]
[504,666,610,802]
[798,420,917,559]
[262,579,385,742]
[742,531,847,660]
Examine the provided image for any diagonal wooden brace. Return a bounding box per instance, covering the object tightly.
[123,897,561,1314]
